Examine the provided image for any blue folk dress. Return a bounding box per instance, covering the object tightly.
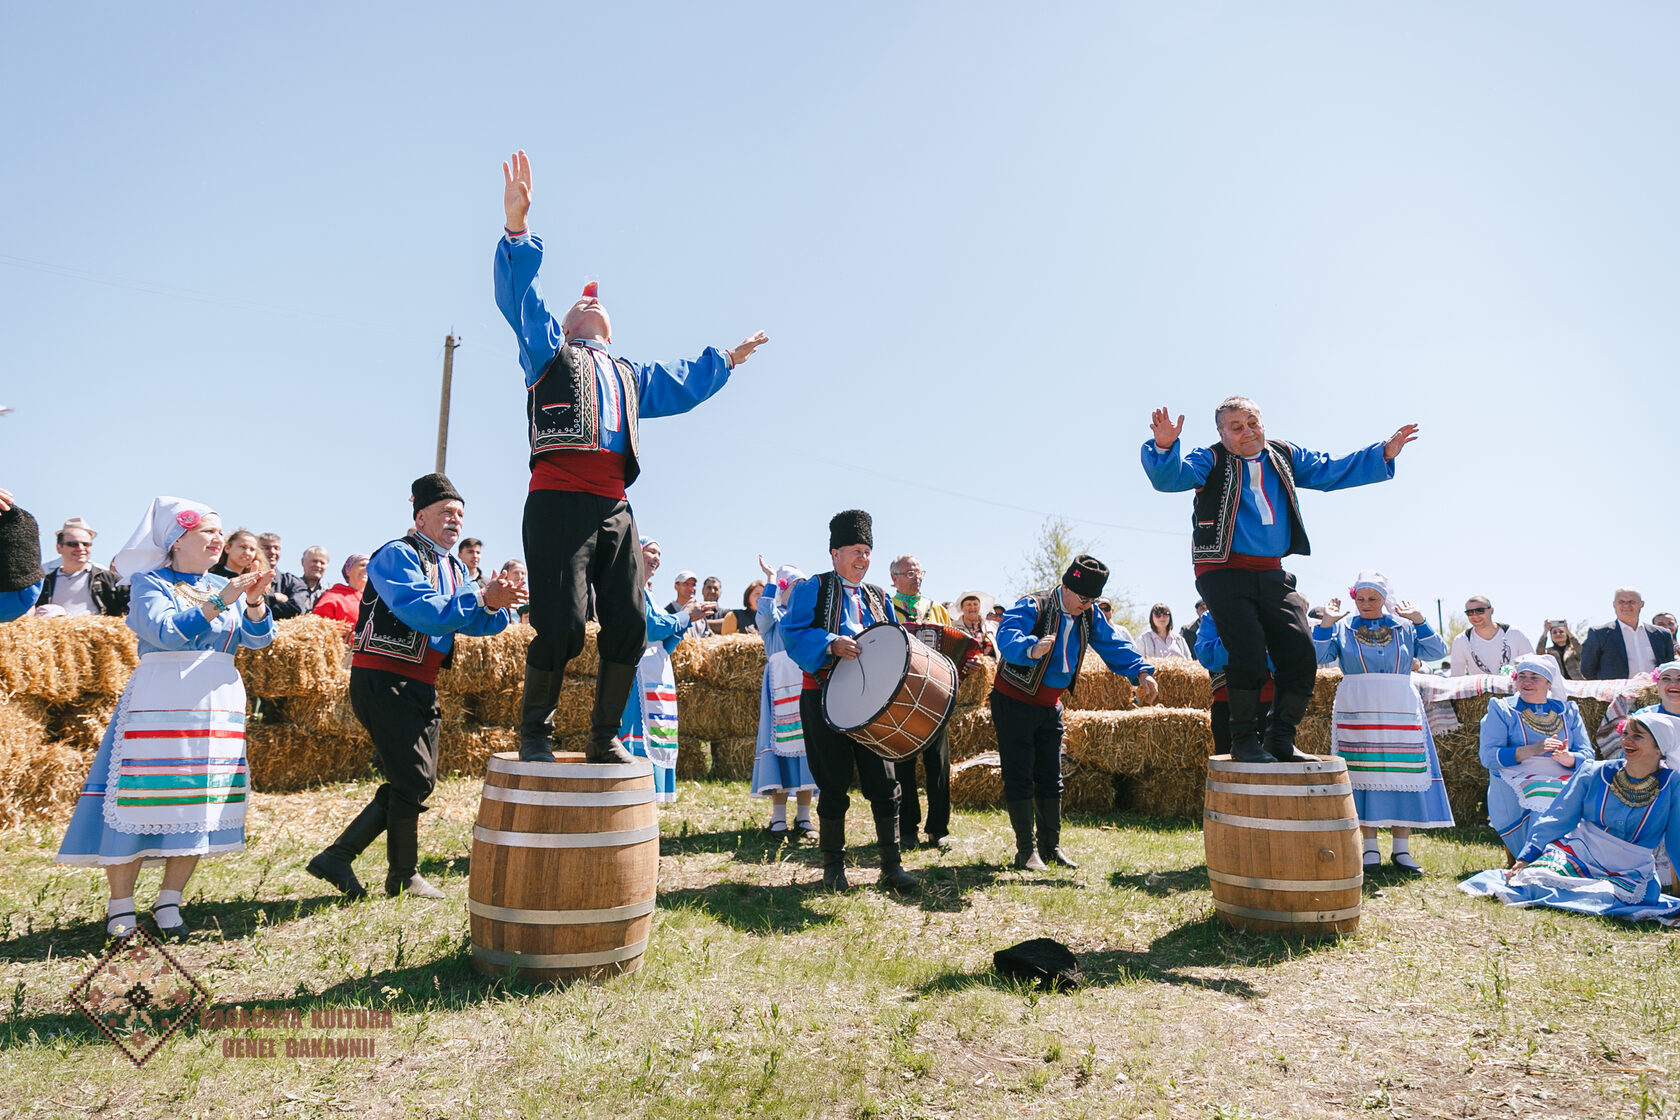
[56,568,274,865]
[1315,613,1454,828]
[618,588,692,802]
[1479,696,1593,857]
[750,591,817,797]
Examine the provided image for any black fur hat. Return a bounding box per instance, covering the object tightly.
[0,505,46,594]
[993,937,1083,991]
[411,473,464,512]
[1062,554,1109,599]
[828,509,873,551]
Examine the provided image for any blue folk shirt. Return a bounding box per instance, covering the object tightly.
[493,232,735,425]
[996,594,1152,689]
[642,587,695,655]
[1313,615,1447,675]
[779,576,900,677]
[1479,696,1593,771]
[1140,439,1394,557]
[366,531,512,656]
[129,569,275,656]
[757,589,792,660]
[0,581,43,623]
[1516,759,1680,864]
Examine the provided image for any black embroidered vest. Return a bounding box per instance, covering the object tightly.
[1190,440,1309,563]
[995,590,1093,697]
[527,342,643,486]
[809,572,891,675]
[350,533,459,668]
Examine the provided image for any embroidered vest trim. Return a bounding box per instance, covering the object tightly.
[995,590,1093,697]
[1190,440,1309,563]
[811,572,890,674]
[350,534,459,669]
[527,342,643,486]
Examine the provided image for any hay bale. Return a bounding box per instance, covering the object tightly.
[1063,759,1116,813]
[1063,653,1133,711]
[1117,765,1206,820]
[279,691,363,736]
[236,616,348,698]
[670,637,707,683]
[677,682,759,741]
[245,725,372,792]
[1062,708,1212,775]
[1296,713,1333,756]
[1305,668,1343,718]
[1151,661,1212,710]
[1433,725,1487,825]
[711,737,756,781]
[551,679,598,738]
[947,707,997,762]
[675,734,711,780]
[693,635,767,690]
[44,695,119,754]
[950,752,1005,807]
[0,615,139,703]
[955,657,996,707]
[439,724,519,777]
[467,687,521,728]
[436,625,533,695]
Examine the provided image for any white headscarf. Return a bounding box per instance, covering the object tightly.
[1349,569,1394,604]
[112,496,215,586]
[1627,710,1680,771]
[1510,652,1567,702]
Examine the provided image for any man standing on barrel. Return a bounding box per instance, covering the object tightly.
[779,510,917,893]
[1141,397,1418,763]
[494,149,768,765]
[308,473,525,899]
[993,556,1157,870]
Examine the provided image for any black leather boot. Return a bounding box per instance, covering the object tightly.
[517,664,563,762]
[1263,690,1316,762]
[384,811,444,899]
[1006,799,1046,871]
[1226,688,1272,763]
[1035,795,1078,868]
[306,800,385,899]
[586,662,638,764]
[818,815,849,892]
[873,808,919,893]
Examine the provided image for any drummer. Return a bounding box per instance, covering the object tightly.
[992,555,1158,870]
[778,510,916,893]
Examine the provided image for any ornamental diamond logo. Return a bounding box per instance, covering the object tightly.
[68,927,210,1067]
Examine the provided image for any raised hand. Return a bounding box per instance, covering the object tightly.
[729,331,769,367]
[1319,597,1348,626]
[0,489,13,513]
[1393,599,1427,625]
[1150,407,1184,450]
[757,554,774,580]
[503,150,533,232]
[1383,423,1419,461]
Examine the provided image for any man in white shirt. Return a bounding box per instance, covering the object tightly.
[1581,587,1677,680]
[1448,595,1532,676]
[34,517,127,617]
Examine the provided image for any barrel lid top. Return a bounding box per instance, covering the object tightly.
[486,753,654,780]
[1207,755,1348,775]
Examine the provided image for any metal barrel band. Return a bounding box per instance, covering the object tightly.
[481,786,654,807]
[468,898,656,925]
[472,824,660,849]
[1207,869,1365,892]
[1205,781,1353,797]
[1213,899,1362,924]
[471,938,649,969]
[1203,809,1360,832]
[1208,758,1347,775]
[486,757,653,780]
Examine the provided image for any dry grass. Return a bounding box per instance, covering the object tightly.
[1150,659,1213,709]
[1062,708,1213,775]
[954,657,996,706]
[677,681,759,741]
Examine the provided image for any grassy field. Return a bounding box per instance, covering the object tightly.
[1,774,1677,1119]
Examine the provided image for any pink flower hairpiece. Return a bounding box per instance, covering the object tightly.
[176,510,201,530]
[1615,718,1629,735]
[777,577,791,591]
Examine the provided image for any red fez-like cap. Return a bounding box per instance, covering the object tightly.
[581,281,599,299]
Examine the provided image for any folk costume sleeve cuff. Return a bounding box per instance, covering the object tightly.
[1139,440,1208,492]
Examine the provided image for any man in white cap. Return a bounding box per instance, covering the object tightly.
[35,517,127,616]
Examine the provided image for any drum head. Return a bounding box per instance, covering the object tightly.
[824,625,910,732]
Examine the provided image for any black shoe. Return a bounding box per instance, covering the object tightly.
[385,874,446,899]
[793,818,816,838]
[818,815,849,892]
[1007,799,1045,870]
[103,911,138,946]
[1035,796,1078,869]
[872,809,918,893]
[517,664,563,762]
[926,834,952,851]
[1264,691,1316,762]
[587,664,639,764]
[307,853,369,900]
[150,911,190,943]
[1391,853,1424,877]
[766,820,790,838]
[822,864,851,892]
[879,864,920,893]
[1041,847,1079,869]
[1227,688,1273,763]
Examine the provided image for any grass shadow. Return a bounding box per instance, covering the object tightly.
[1109,865,1209,896]
[0,894,351,963]
[659,882,838,934]
[661,827,823,863]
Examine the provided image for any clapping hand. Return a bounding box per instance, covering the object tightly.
[1383,423,1419,461]
[218,570,264,608]
[1393,599,1427,625]
[1149,407,1184,450]
[688,600,718,618]
[1543,736,1578,768]
[1318,597,1349,626]
[482,572,529,612]
[245,570,274,605]
[503,150,533,231]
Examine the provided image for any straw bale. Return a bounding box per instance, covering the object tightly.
[280,692,363,736]
[439,725,520,777]
[1118,766,1206,820]
[693,635,767,690]
[711,737,756,781]
[1433,725,1487,825]
[245,725,372,792]
[236,616,348,699]
[675,735,711,779]
[0,740,88,828]
[1062,708,1212,776]
[947,707,997,763]
[0,615,138,703]
[1062,653,1133,711]
[1296,714,1333,756]
[436,625,534,695]
[670,637,707,683]
[954,657,996,707]
[950,752,1005,807]
[677,681,760,741]
[1150,661,1213,710]
[1305,668,1343,718]
[1063,760,1116,813]
[45,695,119,754]
[467,687,521,728]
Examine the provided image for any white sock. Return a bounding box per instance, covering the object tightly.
[795,803,812,824]
[1391,836,1411,856]
[153,889,184,929]
[1391,837,1421,869]
[107,897,136,937]
[770,803,787,825]
[1363,838,1380,864]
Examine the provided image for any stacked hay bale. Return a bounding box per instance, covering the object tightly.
[677,635,764,780]
[1067,708,1214,819]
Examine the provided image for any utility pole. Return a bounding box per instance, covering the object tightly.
[436,333,460,475]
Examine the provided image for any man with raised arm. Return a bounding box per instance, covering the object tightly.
[494,149,768,765]
[1141,397,1417,764]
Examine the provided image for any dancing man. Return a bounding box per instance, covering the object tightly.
[1141,397,1417,763]
[308,473,525,900]
[494,149,767,764]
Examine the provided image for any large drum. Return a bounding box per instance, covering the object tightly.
[469,752,659,983]
[822,622,958,761]
[1202,756,1363,936]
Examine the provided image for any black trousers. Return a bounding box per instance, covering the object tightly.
[349,666,441,818]
[1209,697,1272,755]
[989,691,1063,801]
[522,488,646,672]
[898,724,951,842]
[1195,567,1316,695]
[800,688,900,823]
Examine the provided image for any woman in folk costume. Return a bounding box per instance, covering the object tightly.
[1460,711,1680,925]
[1313,570,1452,875]
[56,498,275,942]
[1478,653,1593,860]
[618,537,705,801]
[751,560,818,836]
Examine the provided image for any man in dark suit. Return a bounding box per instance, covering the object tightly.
[1580,587,1677,679]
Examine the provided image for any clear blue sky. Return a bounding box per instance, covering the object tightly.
[4,3,1676,641]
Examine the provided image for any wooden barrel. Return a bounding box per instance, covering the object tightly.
[1202,755,1362,935]
[469,752,659,982]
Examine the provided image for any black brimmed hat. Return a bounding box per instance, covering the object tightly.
[993,937,1083,991]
